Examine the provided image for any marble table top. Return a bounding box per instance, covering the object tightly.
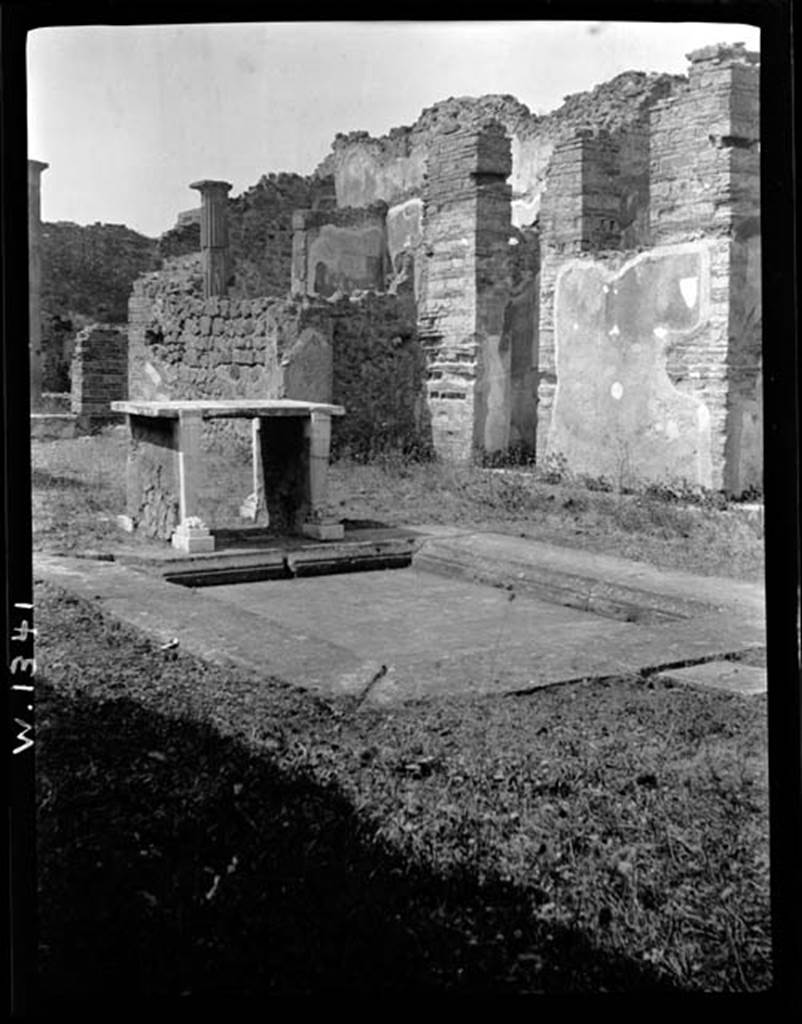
[111,399,345,419]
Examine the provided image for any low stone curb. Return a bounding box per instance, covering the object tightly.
[409,527,765,628]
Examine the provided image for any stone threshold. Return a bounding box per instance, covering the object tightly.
[117,523,423,587]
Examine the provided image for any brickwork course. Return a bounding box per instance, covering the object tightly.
[70,324,128,423]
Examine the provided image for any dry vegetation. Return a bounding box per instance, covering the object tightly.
[32,429,765,582]
[31,429,769,1001]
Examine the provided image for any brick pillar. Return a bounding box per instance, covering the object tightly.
[537,132,621,460]
[70,325,128,427]
[418,122,513,461]
[28,159,48,411]
[189,179,232,298]
[649,42,760,493]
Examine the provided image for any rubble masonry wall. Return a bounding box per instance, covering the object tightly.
[127,261,428,459]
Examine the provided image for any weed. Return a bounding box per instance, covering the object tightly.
[643,478,729,512]
[480,445,537,469]
[532,451,570,485]
[579,474,616,493]
[31,431,764,581]
[34,583,770,995]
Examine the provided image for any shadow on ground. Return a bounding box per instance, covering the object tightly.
[36,680,678,1005]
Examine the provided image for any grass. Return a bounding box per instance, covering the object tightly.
[34,582,770,999]
[30,427,255,555]
[30,431,770,998]
[327,455,764,581]
[31,430,765,581]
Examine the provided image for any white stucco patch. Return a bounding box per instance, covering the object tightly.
[679,277,699,308]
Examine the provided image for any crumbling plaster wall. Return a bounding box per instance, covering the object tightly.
[313,72,683,464]
[291,204,391,298]
[649,45,761,494]
[537,43,760,494]
[547,245,716,487]
[319,73,682,236]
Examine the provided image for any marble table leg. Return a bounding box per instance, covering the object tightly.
[258,413,343,540]
[118,413,181,540]
[172,410,214,552]
[300,412,343,540]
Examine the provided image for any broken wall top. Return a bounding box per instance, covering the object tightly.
[316,68,689,217]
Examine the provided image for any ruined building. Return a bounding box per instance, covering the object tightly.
[301,40,760,493]
[43,42,761,493]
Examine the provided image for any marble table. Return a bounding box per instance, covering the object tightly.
[111,399,345,552]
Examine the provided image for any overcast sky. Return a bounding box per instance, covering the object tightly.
[27,20,760,238]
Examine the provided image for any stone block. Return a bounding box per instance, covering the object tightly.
[656,660,766,695]
[171,519,215,554]
[300,519,345,541]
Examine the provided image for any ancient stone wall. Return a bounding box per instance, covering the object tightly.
[127,259,426,459]
[505,228,540,456]
[536,43,760,494]
[385,197,425,299]
[128,294,283,407]
[327,293,429,460]
[69,324,128,424]
[156,173,336,299]
[128,258,279,450]
[648,42,760,493]
[319,72,683,231]
[290,203,391,298]
[41,312,81,392]
[112,43,759,490]
[537,130,624,461]
[157,211,200,260]
[418,122,515,460]
[545,244,717,488]
[227,172,335,299]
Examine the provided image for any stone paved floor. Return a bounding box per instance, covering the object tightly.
[35,528,766,705]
